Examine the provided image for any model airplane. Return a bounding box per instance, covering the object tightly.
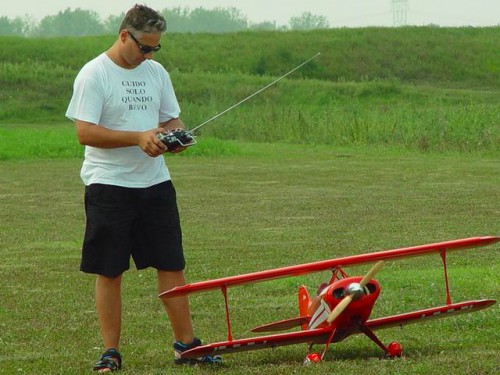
[159,236,499,363]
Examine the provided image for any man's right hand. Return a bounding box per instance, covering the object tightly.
[138,128,168,157]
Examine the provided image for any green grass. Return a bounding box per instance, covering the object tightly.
[0,144,498,374]
[2,28,499,87]
[0,26,499,374]
[1,27,499,153]
[1,75,499,155]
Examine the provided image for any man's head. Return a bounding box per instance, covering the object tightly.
[114,4,166,67]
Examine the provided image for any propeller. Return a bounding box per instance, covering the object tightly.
[326,261,384,324]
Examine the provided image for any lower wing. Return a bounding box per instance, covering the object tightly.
[180,329,332,358]
[181,299,495,358]
[367,299,495,330]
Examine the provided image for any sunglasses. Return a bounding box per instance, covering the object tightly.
[128,31,161,54]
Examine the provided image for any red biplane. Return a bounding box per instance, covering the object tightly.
[159,236,499,363]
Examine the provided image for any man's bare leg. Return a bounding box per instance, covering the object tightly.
[157,270,195,344]
[96,275,122,350]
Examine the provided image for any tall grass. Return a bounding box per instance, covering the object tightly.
[0,27,499,153]
[2,28,499,86]
[178,75,498,152]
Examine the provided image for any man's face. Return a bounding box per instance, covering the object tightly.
[121,30,162,68]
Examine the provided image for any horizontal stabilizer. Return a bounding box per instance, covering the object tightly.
[252,316,311,333]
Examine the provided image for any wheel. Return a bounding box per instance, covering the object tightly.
[387,341,403,358]
[303,352,322,365]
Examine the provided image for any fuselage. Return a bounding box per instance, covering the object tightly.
[308,276,381,330]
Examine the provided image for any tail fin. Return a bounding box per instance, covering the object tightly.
[298,285,312,330]
[250,285,313,333]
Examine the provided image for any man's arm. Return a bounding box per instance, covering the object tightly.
[75,120,167,157]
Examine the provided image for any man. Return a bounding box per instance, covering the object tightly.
[66,4,219,372]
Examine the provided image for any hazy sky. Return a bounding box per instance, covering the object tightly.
[2,0,499,27]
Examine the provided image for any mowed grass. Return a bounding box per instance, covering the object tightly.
[0,143,498,374]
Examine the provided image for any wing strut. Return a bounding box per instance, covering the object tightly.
[221,285,234,341]
[329,267,349,284]
[319,327,337,360]
[440,250,452,305]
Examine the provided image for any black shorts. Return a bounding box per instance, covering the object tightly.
[81,181,185,277]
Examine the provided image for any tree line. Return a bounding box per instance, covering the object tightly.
[0,7,330,37]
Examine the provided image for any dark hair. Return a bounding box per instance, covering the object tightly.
[119,4,167,34]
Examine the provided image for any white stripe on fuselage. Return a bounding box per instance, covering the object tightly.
[309,299,331,329]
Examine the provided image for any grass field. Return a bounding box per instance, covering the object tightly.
[0,26,499,374]
[0,141,498,374]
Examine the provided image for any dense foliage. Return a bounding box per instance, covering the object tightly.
[0,7,329,37]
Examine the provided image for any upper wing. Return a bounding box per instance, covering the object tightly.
[366,299,496,331]
[160,236,499,298]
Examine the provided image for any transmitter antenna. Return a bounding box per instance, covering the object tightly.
[189,52,321,134]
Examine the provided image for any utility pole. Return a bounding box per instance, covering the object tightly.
[392,0,408,27]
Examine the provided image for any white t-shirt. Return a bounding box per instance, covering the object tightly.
[66,53,180,188]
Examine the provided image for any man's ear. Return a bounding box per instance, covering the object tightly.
[119,29,128,43]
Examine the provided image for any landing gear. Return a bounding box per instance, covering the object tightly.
[358,324,404,359]
[303,324,402,365]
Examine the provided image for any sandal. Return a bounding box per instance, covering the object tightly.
[173,338,222,365]
[93,348,122,372]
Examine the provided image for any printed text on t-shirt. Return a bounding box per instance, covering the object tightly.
[121,80,153,111]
